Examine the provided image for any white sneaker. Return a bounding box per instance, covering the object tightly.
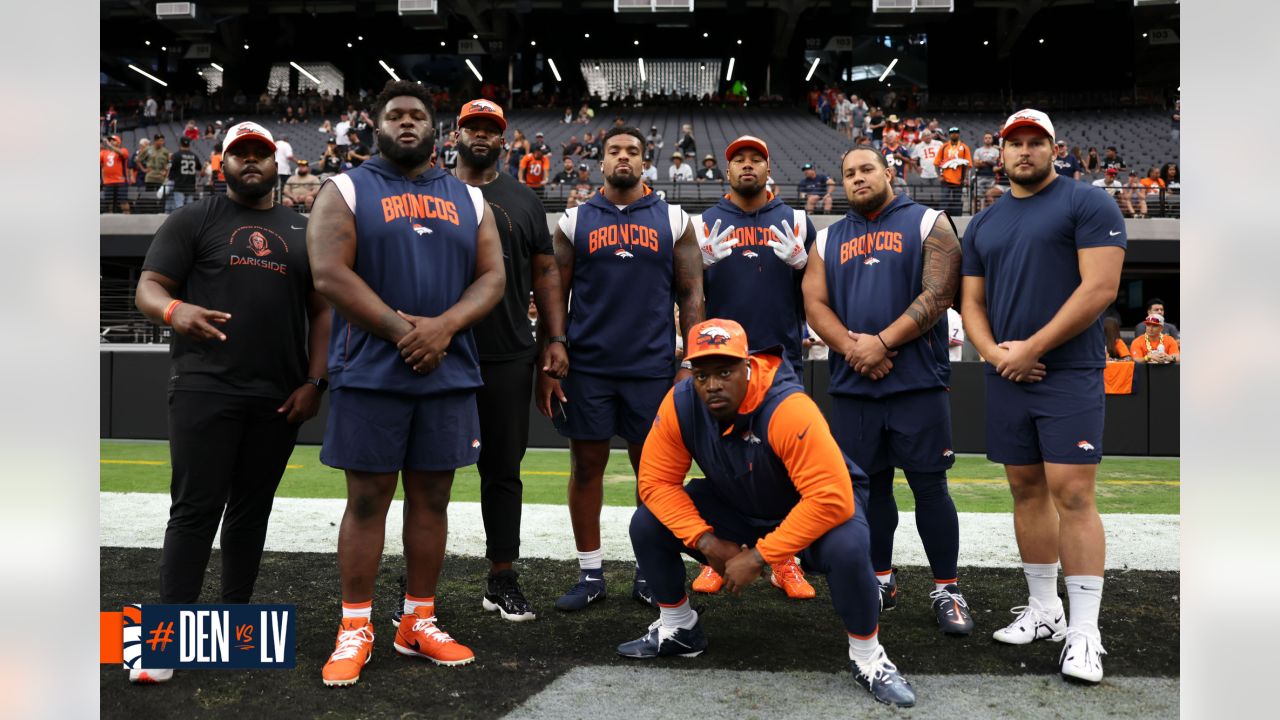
[128,668,173,684]
[1056,626,1107,684]
[991,596,1066,645]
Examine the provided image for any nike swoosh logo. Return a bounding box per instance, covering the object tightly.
[797,423,811,440]
[291,225,305,230]
[587,592,600,602]
[1108,230,1121,236]
[584,575,601,582]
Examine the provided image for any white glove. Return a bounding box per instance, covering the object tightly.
[767,218,808,270]
[698,218,738,267]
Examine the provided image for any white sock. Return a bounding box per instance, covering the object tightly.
[403,594,434,617]
[341,601,371,620]
[1023,562,1061,607]
[935,580,957,593]
[658,597,698,630]
[1065,575,1104,631]
[578,548,603,571]
[848,630,880,664]
[875,570,893,586]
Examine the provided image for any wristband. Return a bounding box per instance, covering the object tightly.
[548,335,568,346]
[876,333,890,351]
[163,299,183,325]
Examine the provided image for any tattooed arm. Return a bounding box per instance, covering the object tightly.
[879,214,962,347]
[307,181,412,343]
[673,218,705,342]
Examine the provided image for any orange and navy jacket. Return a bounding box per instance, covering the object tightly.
[638,353,866,564]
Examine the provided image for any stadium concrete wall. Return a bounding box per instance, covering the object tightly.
[100,348,1178,456]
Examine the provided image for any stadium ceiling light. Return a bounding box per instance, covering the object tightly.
[1142,32,1148,37]
[161,46,167,51]
[878,57,898,82]
[549,58,562,82]
[1039,38,1045,43]
[726,56,735,82]
[584,33,590,38]
[703,32,709,38]
[379,59,400,81]
[805,57,820,82]
[197,70,203,76]
[736,39,742,45]
[358,35,364,41]
[347,42,353,48]
[210,62,223,71]
[243,43,250,50]
[473,34,479,39]
[128,64,168,87]
[440,41,446,47]
[290,61,321,84]
[638,57,646,82]
[983,40,989,46]
[465,58,483,82]
[633,40,640,45]
[145,40,151,46]
[531,40,537,46]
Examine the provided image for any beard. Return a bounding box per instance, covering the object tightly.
[376,128,436,168]
[457,140,500,170]
[607,170,640,190]
[224,169,275,201]
[1007,160,1053,187]
[850,183,893,215]
[732,178,765,198]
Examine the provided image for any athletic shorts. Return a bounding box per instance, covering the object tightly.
[320,387,481,473]
[830,388,955,475]
[984,367,1104,465]
[552,370,671,445]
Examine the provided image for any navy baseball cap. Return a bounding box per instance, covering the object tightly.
[802,163,814,170]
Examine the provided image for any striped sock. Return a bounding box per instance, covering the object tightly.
[875,570,893,586]
[848,627,880,664]
[935,577,958,592]
[341,599,372,620]
[403,594,434,617]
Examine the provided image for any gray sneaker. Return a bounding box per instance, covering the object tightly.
[850,646,916,708]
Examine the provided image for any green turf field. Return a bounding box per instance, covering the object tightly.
[100,440,1178,514]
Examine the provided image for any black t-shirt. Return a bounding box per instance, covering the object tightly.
[169,150,204,192]
[582,142,601,160]
[142,195,314,398]
[347,142,369,167]
[353,118,374,147]
[442,145,459,170]
[468,172,554,362]
[1101,156,1125,172]
[320,153,343,175]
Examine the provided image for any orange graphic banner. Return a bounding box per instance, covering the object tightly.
[100,611,123,663]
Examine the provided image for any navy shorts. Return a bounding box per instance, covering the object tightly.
[830,388,955,475]
[552,371,671,445]
[984,367,1104,465]
[320,388,481,473]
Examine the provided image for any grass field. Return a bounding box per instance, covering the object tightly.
[100,440,1179,514]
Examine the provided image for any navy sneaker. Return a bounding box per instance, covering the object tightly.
[554,569,607,612]
[616,618,708,658]
[878,568,899,611]
[929,583,974,636]
[632,568,657,607]
[850,646,916,708]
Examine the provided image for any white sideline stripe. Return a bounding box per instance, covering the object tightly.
[506,667,1179,720]
[99,493,1179,571]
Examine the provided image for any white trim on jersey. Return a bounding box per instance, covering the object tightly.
[558,207,578,240]
[328,173,357,214]
[668,205,690,244]
[814,226,829,261]
[466,185,486,228]
[919,208,943,247]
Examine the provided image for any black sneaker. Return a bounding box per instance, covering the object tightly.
[483,569,537,622]
[878,568,899,611]
[632,568,657,607]
[616,618,708,658]
[554,569,607,612]
[929,583,974,636]
[850,646,916,708]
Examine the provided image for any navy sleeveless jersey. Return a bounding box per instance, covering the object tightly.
[819,193,950,399]
[961,176,1127,370]
[701,195,815,372]
[326,157,487,395]
[561,189,685,379]
[672,357,860,522]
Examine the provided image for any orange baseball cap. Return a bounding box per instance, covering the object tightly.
[457,98,507,131]
[724,135,769,162]
[685,319,750,363]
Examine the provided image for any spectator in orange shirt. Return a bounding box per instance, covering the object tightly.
[1103,316,1131,360]
[207,147,226,194]
[100,135,131,213]
[1130,314,1179,363]
[933,127,970,216]
[619,319,917,708]
[518,145,550,195]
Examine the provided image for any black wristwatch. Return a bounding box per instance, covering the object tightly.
[304,377,329,391]
[548,335,568,347]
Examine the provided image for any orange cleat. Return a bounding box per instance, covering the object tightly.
[691,564,724,593]
[393,607,475,666]
[322,618,375,687]
[770,557,816,599]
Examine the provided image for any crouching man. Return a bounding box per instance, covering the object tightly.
[618,318,916,708]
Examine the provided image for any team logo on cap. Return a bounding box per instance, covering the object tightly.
[697,326,733,346]
[468,100,496,113]
[249,231,272,257]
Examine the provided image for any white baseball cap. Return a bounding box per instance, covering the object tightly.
[1000,108,1055,140]
[223,121,277,154]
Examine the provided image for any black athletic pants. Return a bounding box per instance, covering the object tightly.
[160,390,299,604]
[476,356,536,564]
